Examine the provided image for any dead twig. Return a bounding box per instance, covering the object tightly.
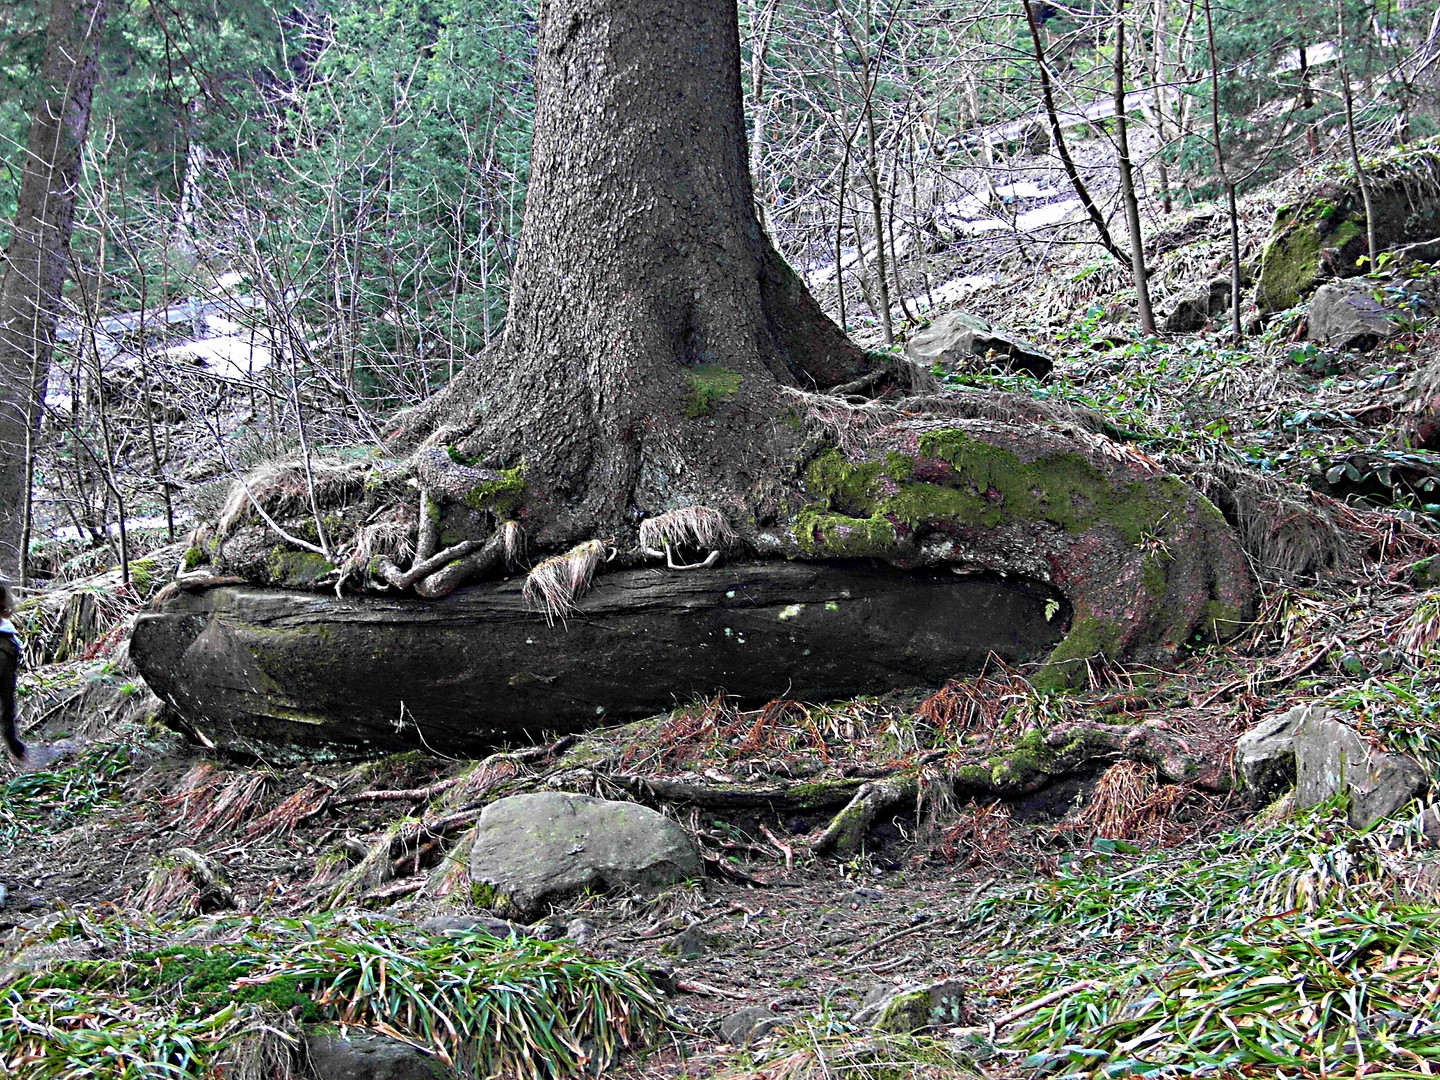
[760,824,795,872]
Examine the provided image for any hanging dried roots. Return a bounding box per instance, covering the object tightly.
[522,539,614,623]
[216,459,369,537]
[638,506,735,569]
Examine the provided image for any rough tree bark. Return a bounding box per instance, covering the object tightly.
[390,0,882,551]
[0,0,110,580]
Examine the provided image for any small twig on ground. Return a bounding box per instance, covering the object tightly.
[991,980,1099,1029]
[850,913,957,961]
[675,979,750,1000]
[760,824,795,872]
[329,774,467,807]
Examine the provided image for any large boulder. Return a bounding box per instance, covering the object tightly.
[129,562,1066,759]
[468,793,702,919]
[905,310,1053,379]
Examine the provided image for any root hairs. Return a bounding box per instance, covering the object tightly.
[522,538,614,624]
[638,506,736,561]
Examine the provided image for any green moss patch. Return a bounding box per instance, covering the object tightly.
[265,549,334,588]
[685,364,743,417]
[798,431,1179,550]
[462,465,526,514]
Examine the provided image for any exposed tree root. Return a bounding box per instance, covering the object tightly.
[812,774,920,856]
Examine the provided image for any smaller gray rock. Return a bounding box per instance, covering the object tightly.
[1308,280,1401,351]
[565,917,594,944]
[1295,711,1428,828]
[305,1031,455,1080]
[1163,279,1231,333]
[853,979,967,1033]
[905,310,1052,379]
[719,1006,782,1046]
[469,792,703,920]
[1236,704,1320,796]
[661,925,726,959]
[643,962,678,996]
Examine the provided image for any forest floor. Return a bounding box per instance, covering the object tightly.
[5,149,1440,1078]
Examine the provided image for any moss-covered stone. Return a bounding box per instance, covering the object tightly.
[798,434,1185,549]
[265,549,335,588]
[183,545,207,571]
[685,364,743,417]
[128,557,161,594]
[1258,204,1361,311]
[1257,142,1440,311]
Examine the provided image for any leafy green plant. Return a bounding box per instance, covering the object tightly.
[1016,906,1440,1077]
[0,742,133,845]
[0,914,671,1080]
[978,803,1440,1076]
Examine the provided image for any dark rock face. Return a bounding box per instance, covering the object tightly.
[130,561,1066,759]
[1162,279,1231,333]
[305,1031,455,1080]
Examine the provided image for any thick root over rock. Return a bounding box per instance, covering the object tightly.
[193,382,1263,684]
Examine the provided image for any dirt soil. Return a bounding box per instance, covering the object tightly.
[0,628,1389,1076]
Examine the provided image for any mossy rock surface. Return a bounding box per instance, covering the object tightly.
[767,415,1256,687]
[1257,143,1440,311]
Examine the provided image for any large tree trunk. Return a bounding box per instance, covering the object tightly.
[0,0,110,579]
[391,0,882,549]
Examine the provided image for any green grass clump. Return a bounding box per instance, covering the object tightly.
[976,803,1440,1076]
[0,914,671,1080]
[0,742,133,845]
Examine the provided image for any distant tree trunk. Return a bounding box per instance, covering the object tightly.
[1145,0,1174,214]
[1113,0,1156,334]
[0,0,110,580]
[392,0,880,551]
[1021,0,1133,270]
[1201,0,1242,338]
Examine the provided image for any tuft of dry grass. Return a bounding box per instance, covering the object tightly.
[499,520,526,566]
[638,506,736,558]
[160,766,275,839]
[1064,759,1201,848]
[1397,591,1440,661]
[217,458,368,537]
[522,539,611,623]
[340,503,416,585]
[1177,459,1355,580]
[935,799,1016,868]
